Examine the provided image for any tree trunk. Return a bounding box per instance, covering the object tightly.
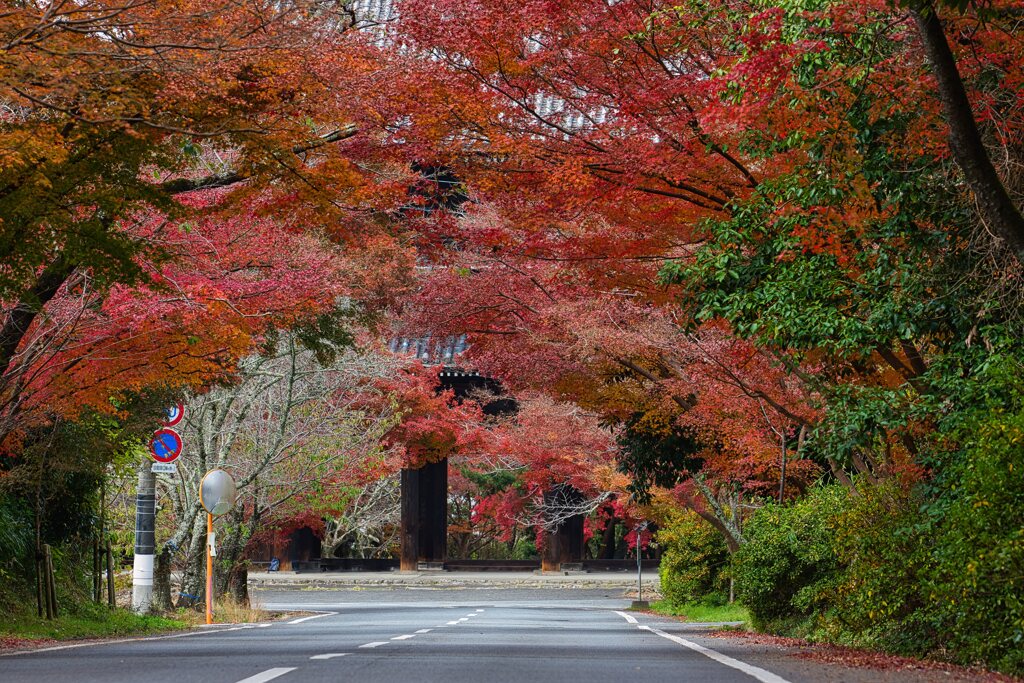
[181,514,208,598]
[690,478,744,551]
[228,563,249,605]
[600,513,617,560]
[152,546,174,612]
[827,457,859,495]
[0,257,74,377]
[912,3,1024,258]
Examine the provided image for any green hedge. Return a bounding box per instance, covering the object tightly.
[926,403,1024,673]
[733,486,844,631]
[725,452,1023,676]
[657,509,730,606]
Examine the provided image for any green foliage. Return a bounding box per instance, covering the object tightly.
[616,417,702,502]
[733,486,845,630]
[263,302,364,366]
[825,482,934,653]
[460,465,524,496]
[925,363,1024,672]
[730,434,1024,676]
[657,509,730,606]
[0,499,34,592]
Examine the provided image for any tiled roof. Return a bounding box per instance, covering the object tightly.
[389,334,469,365]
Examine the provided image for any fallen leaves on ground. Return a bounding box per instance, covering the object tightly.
[707,630,1023,682]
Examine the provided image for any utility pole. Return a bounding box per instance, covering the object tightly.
[131,464,156,613]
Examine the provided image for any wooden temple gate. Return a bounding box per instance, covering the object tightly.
[399,456,585,572]
[390,341,585,572]
[399,457,449,571]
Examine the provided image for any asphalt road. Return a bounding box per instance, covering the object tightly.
[0,588,971,683]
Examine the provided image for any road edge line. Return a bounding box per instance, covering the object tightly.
[639,625,793,683]
[0,624,260,657]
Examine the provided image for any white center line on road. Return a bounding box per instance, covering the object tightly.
[234,668,297,683]
[359,642,389,649]
[457,618,469,622]
[288,612,337,625]
[310,653,350,660]
[446,621,459,625]
[391,634,416,640]
[475,609,485,612]
[613,610,638,624]
[415,629,433,634]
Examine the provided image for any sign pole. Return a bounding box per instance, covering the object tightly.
[206,512,214,625]
[631,521,649,609]
[199,468,235,625]
[637,537,642,603]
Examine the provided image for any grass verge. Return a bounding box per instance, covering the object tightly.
[648,599,750,623]
[0,601,185,645]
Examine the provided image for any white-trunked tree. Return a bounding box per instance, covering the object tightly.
[155,332,403,605]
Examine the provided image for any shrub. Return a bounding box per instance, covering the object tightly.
[657,509,730,606]
[734,485,845,630]
[826,481,933,654]
[928,403,1024,674]
[0,497,35,609]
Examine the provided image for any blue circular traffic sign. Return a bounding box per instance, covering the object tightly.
[149,428,183,463]
[162,403,184,427]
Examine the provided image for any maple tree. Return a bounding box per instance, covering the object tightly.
[373,0,1023,558]
[398,256,824,546]
[0,0,1020,669]
[372,1,1024,670]
[0,1,425,456]
[371,363,489,470]
[460,394,626,546]
[160,336,402,603]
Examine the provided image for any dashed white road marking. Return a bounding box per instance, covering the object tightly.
[288,612,337,625]
[359,642,388,649]
[310,653,349,660]
[234,668,297,683]
[415,628,433,634]
[391,634,416,640]
[445,620,459,625]
[475,609,485,613]
[611,611,793,683]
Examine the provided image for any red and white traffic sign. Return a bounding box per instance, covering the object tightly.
[162,403,184,427]
[149,428,183,463]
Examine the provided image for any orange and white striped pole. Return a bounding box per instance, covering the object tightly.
[206,513,213,625]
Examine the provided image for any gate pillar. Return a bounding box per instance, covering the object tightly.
[540,485,585,572]
[400,458,448,571]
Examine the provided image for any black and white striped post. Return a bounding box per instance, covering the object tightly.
[131,465,156,612]
[133,405,184,613]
